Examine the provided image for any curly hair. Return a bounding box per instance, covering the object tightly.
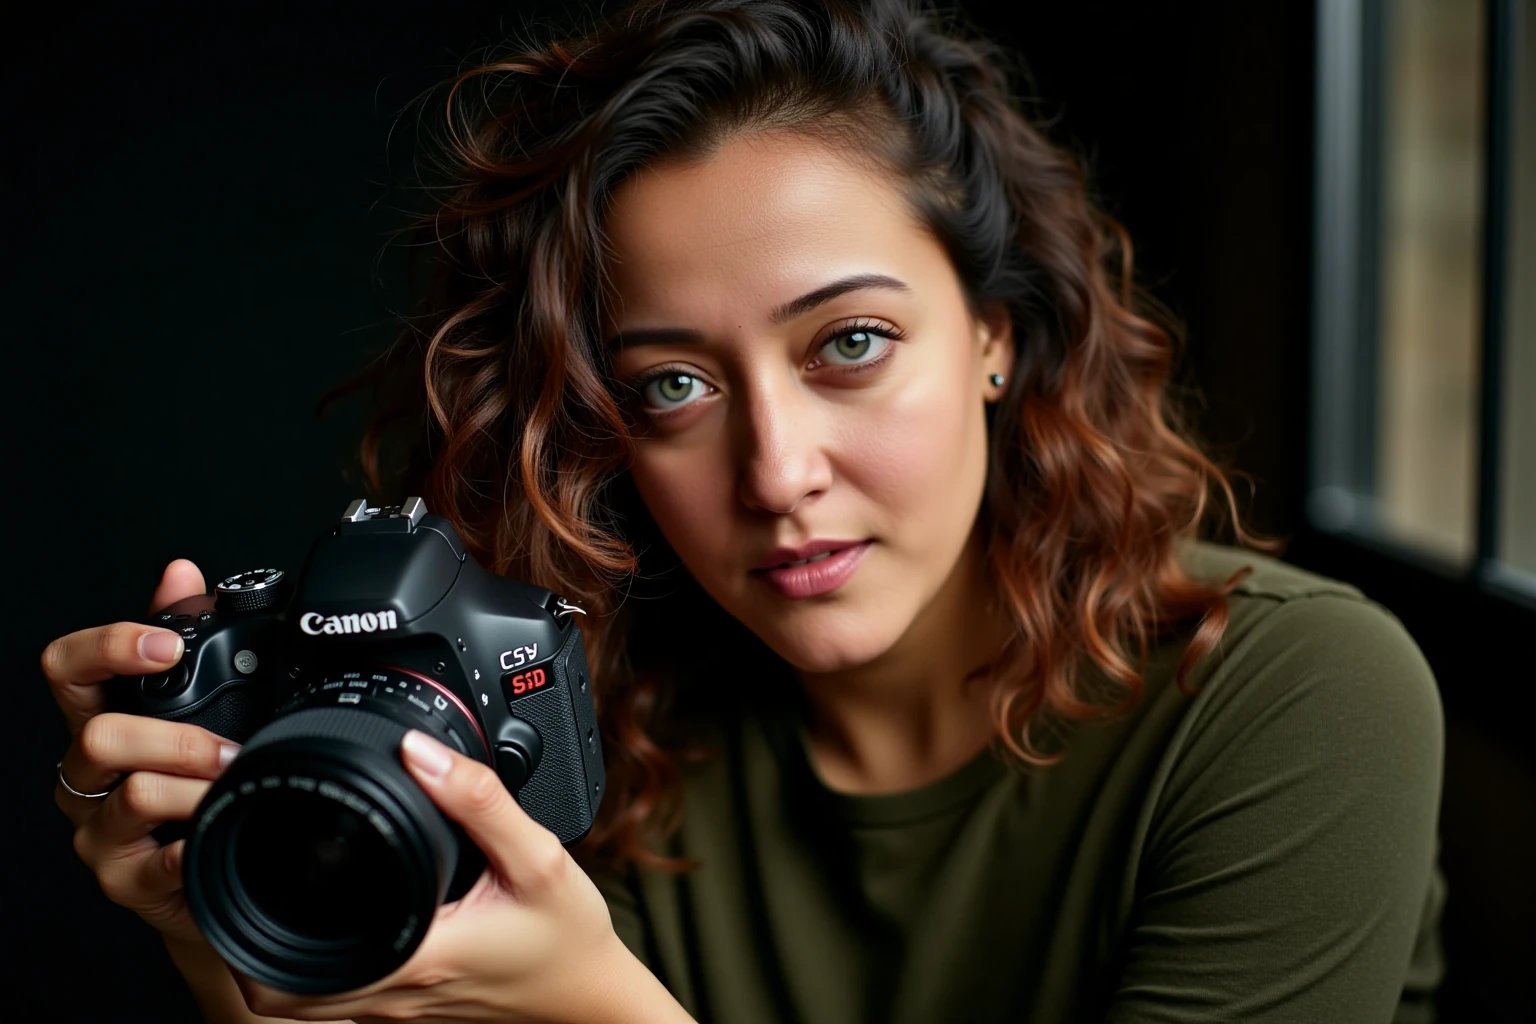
[342,0,1269,869]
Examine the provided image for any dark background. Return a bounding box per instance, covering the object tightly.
[2,2,1529,1021]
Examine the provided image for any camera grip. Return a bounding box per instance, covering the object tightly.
[159,680,269,742]
[508,626,604,845]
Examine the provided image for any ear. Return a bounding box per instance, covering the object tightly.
[976,300,1015,379]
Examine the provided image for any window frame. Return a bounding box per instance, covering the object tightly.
[1308,0,1534,612]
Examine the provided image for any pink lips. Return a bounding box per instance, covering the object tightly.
[750,540,873,599]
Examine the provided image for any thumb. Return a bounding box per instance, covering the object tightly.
[399,730,562,886]
[149,559,207,615]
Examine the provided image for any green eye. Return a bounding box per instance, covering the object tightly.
[836,331,872,359]
[641,372,704,410]
[821,328,891,366]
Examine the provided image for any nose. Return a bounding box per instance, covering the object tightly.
[734,375,833,516]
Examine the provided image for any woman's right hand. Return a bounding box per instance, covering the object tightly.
[42,558,241,946]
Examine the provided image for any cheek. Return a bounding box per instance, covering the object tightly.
[628,441,732,561]
[836,347,982,522]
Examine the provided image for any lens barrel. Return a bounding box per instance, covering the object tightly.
[184,698,469,993]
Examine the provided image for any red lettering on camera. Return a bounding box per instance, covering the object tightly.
[509,668,548,695]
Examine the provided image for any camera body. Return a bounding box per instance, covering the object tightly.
[107,498,605,993]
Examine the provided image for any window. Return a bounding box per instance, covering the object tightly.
[1312,0,1534,603]
[1499,1,1536,579]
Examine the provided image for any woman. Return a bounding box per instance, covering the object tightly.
[42,0,1446,1021]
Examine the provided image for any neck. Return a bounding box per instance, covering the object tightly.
[794,525,1013,794]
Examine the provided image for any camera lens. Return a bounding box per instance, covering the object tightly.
[231,789,406,942]
[183,668,488,994]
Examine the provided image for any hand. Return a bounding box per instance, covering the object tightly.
[238,730,692,1024]
[42,559,241,944]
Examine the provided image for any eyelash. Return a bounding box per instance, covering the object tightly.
[629,319,905,415]
[817,318,904,372]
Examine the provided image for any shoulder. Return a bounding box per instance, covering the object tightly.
[1174,540,1440,719]
[1178,536,1364,603]
[1152,540,1445,825]
[1114,542,1447,1020]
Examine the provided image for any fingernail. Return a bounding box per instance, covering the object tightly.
[218,743,240,770]
[140,631,184,665]
[401,730,451,780]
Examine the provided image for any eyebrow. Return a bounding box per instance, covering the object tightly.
[606,272,911,350]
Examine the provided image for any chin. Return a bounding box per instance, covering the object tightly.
[748,611,901,675]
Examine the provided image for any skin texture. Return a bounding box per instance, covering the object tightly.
[604,130,1016,792]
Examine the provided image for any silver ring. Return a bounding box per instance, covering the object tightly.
[56,760,115,800]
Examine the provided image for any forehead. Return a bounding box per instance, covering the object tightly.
[600,131,937,326]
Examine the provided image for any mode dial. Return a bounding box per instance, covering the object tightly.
[215,568,286,613]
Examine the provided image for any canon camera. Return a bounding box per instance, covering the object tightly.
[107,498,605,994]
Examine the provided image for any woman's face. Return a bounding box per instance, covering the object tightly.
[603,130,1013,675]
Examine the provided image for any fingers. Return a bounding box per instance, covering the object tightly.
[140,838,186,903]
[74,771,213,857]
[85,833,189,926]
[400,730,567,893]
[83,835,189,933]
[149,558,207,615]
[72,778,206,931]
[127,840,192,929]
[57,714,238,822]
[87,835,202,939]
[42,623,187,737]
[40,560,203,737]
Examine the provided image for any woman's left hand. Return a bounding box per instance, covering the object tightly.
[235,729,691,1024]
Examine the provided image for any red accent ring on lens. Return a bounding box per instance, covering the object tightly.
[380,664,488,753]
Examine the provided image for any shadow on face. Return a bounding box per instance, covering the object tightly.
[602,129,1013,677]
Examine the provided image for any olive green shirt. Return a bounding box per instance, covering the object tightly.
[596,542,1447,1023]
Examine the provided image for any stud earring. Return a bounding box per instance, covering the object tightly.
[989,372,1005,387]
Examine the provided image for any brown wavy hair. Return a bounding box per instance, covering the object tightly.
[341,0,1271,869]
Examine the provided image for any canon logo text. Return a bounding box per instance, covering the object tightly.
[299,610,400,636]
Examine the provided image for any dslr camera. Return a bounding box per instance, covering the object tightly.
[108,498,605,994]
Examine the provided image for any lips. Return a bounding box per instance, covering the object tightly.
[751,540,874,599]
[752,538,869,571]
